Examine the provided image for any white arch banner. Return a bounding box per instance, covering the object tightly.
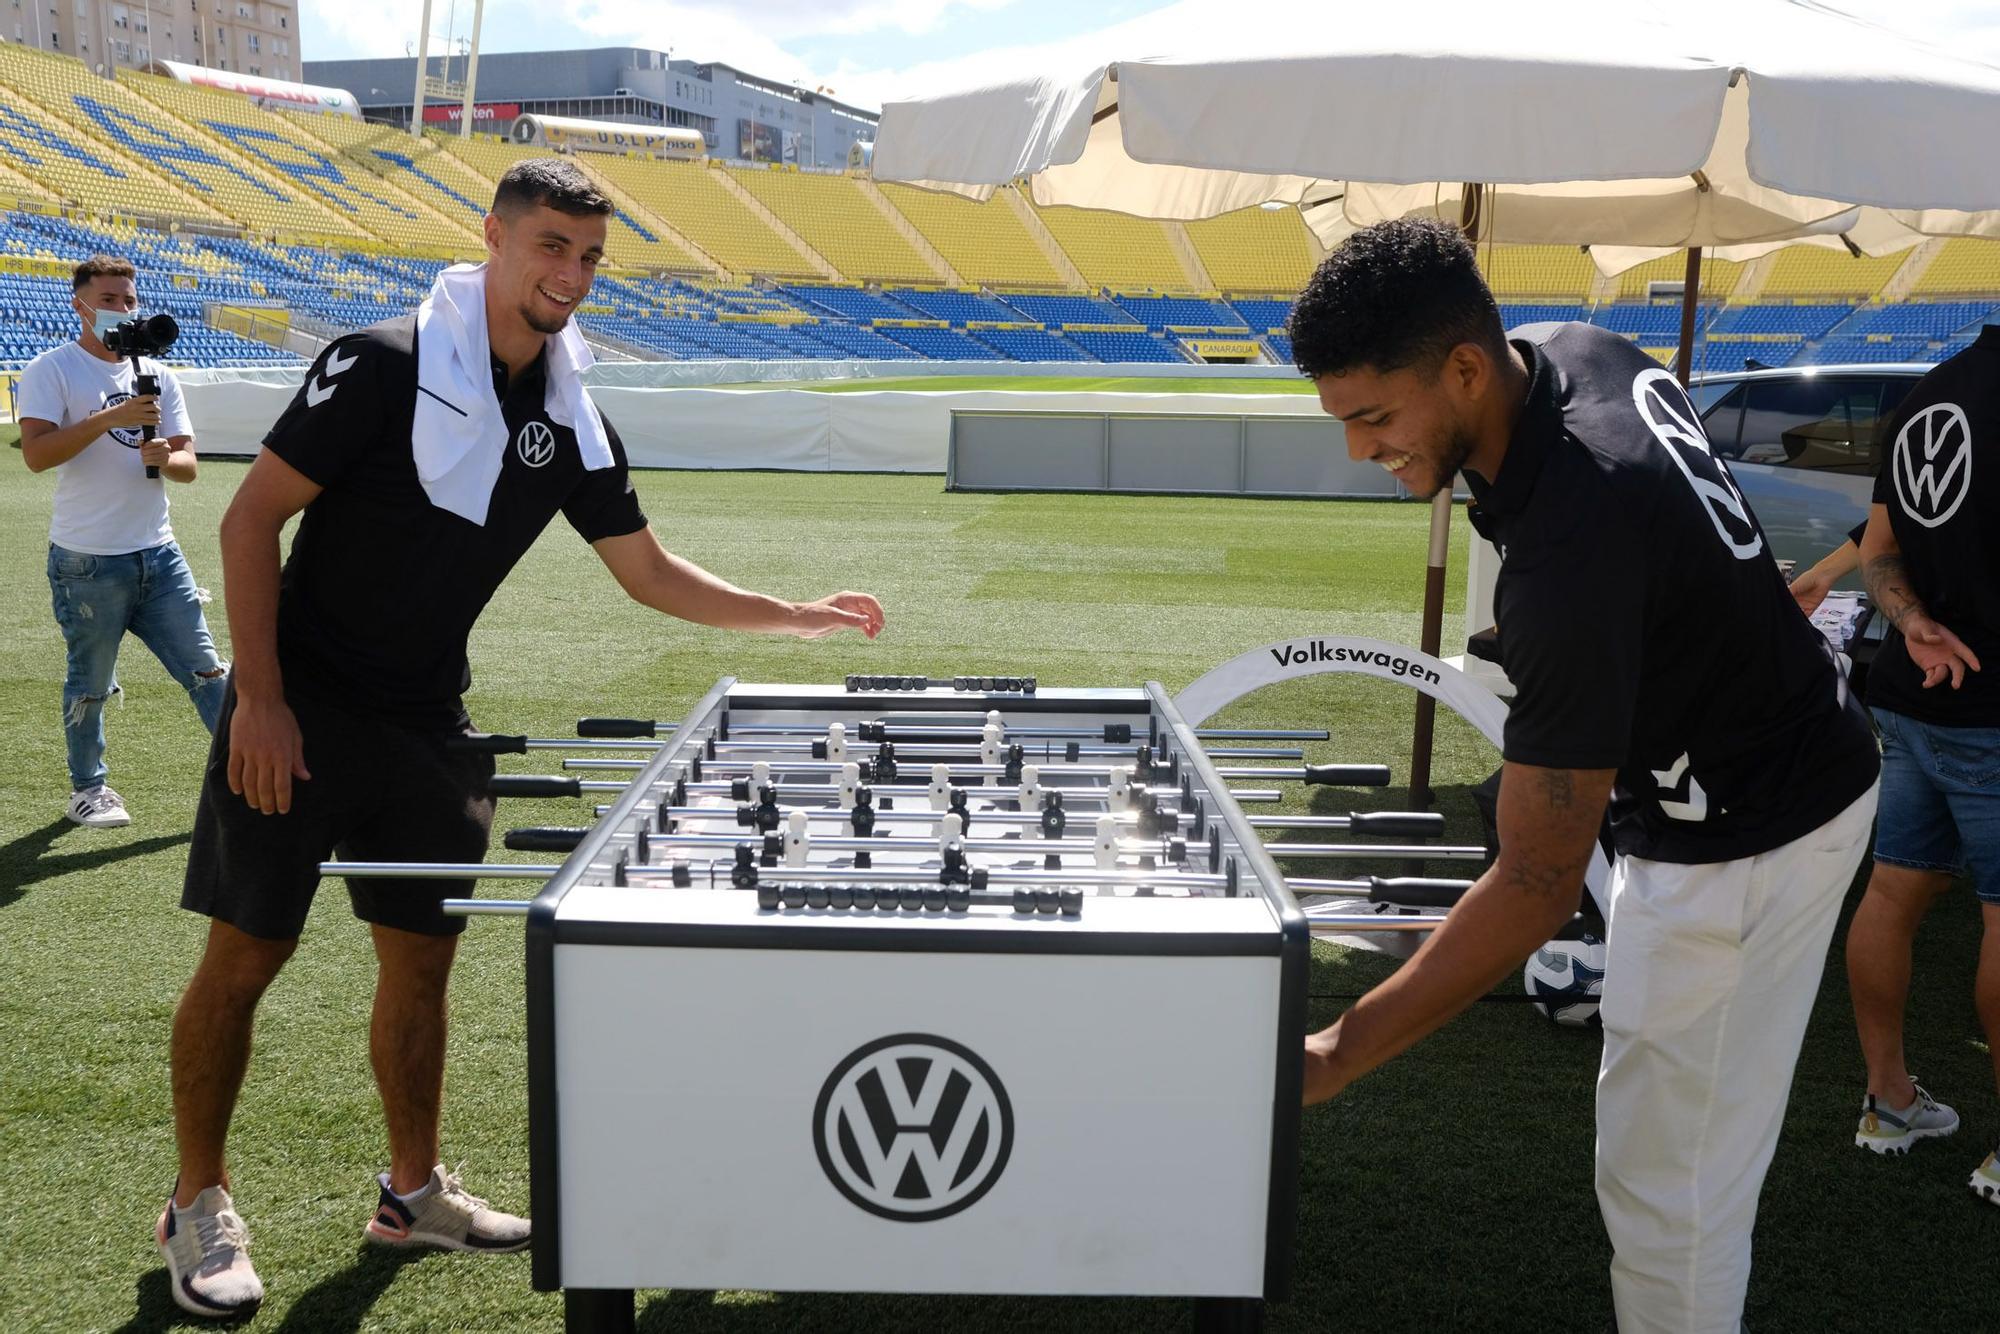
[1173,635,1611,938]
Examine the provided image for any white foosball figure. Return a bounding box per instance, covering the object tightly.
[784,809,810,867]
[1017,763,1042,808]
[937,811,964,854]
[980,723,1004,766]
[928,763,953,812]
[825,721,847,764]
[1094,814,1121,875]
[838,761,861,811]
[1107,765,1134,813]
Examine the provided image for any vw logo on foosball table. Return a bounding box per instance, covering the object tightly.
[812,1033,1014,1222]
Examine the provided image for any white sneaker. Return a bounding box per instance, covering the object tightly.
[363,1163,530,1253]
[156,1185,264,1318]
[66,784,131,828]
[1855,1081,1959,1155]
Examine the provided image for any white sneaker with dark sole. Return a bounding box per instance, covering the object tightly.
[156,1184,264,1319]
[1855,1082,1959,1155]
[67,784,130,828]
[364,1164,530,1253]
[1970,1151,2000,1204]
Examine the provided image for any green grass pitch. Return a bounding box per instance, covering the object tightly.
[0,460,1989,1331]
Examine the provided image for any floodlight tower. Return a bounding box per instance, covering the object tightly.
[408,0,433,137]
[458,0,486,138]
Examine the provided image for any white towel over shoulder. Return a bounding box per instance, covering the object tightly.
[412,262,612,525]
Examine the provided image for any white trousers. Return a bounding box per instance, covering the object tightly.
[1597,784,1878,1334]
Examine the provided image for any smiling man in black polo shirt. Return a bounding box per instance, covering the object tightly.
[155,158,884,1319]
[1288,219,1879,1334]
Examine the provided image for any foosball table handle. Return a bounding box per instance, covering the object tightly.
[1364,876,1474,909]
[1304,763,1393,787]
[487,775,583,799]
[447,732,530,754]
[577,717,659,738]
[504,826,590,852]
[1348,811,1447,837]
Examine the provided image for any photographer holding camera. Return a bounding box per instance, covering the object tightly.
[18,254,226,828]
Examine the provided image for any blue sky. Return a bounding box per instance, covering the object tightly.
[302,1,2000,112]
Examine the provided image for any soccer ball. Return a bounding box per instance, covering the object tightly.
[1524,934,1607,1027]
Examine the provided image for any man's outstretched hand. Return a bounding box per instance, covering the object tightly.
[792,591,885,640]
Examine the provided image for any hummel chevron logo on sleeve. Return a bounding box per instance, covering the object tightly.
[305,345,360,408]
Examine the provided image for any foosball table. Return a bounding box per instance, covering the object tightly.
[326,652,1577,1332]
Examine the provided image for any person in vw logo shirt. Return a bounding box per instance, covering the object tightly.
[157,159,885,1319]
[1286,219,1879,1334]
[1845,329,2000,1195]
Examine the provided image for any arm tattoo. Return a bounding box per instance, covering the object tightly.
[1863,553,1926,631]
[1538,769,1575,810]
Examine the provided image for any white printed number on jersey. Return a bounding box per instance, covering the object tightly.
[304,345,359,408]
[1892,402,1972,529]
[1632,367,1764,561]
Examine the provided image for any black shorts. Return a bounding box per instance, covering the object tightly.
[182,683,495,940]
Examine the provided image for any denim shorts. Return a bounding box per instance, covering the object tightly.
[1872,707,2000,903]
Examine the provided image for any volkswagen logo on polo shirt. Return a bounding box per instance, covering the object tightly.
[515,420,556,468]
[102,391,143,448]
[1631,367,1764,561]
[812,1034,1013,1222]
[1892,402,1972,529]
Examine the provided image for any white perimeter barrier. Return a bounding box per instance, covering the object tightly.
[173,361,1325,472]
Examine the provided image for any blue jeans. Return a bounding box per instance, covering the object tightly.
[47,541,227,791]
[1871,706,2000,903]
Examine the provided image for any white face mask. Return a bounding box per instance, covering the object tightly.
[80,305,125,343]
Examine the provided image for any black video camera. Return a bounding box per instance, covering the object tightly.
[102,313,179,359]
[103,315,179,477]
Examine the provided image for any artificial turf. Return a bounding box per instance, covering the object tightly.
[0,461,1989,1333]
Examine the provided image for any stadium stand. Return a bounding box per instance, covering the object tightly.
[877,183,1065,288]
[436,132,708,274]
[976,327,1094,362]
[0,57,1996,374]
[1231,298,1294,331]
[1500,303,1588,328]
[782,284,924,322]
[1030,203,1188,291]
[727,166,935,284]
[1612,252,1745,300]
[1910,238,2000,296]
[888,288,1026,324]
[115,68,438,246]
[1000,293,1138,325]
[1114,295,1247,330]
[584,156,817,278]
[1480,245,1597,299]
[1064,330,1187,363]
[1758,247,1909,301]
[1184,207,1319,293]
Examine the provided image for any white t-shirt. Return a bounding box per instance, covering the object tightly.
[17,340,192,555]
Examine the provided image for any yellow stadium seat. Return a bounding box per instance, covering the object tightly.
[437,133,710,274]
[878,184,1063,288]
[1909,239,2000,297]
[1184,207,1318,293]
[1612,252,1743,300]
[117,70,447,246]
[1031,202,1185,291]
[1758,246,1908,300]
[582,156,816,278]
[1479,244,1596,300]
[725,166,932,284]
[0,45,236,226]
